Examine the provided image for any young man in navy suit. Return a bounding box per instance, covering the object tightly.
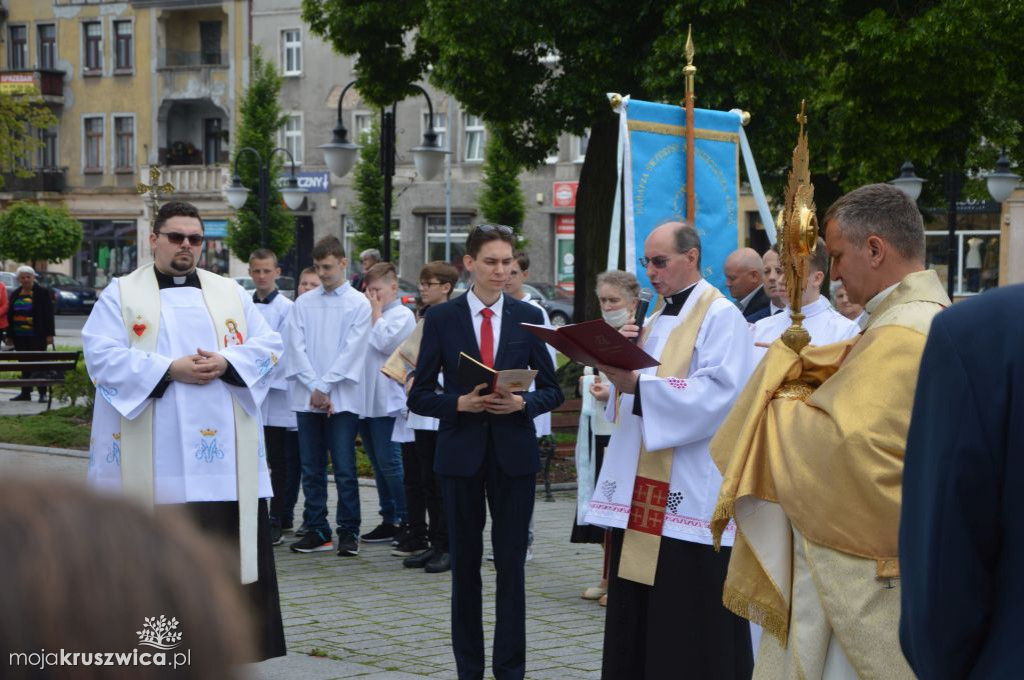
[408,224,563,680]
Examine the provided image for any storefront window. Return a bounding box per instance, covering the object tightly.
[923,205,1000,296]
[198,220,231,274]
[74,220,138,288]
[425,214,473,270]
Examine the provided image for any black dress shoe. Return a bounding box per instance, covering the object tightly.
[402,548,434,569]
[424,551,451,573]
[10,393,31,402]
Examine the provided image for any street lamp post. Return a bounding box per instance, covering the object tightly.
[224,146,306,249]
[320,81,448,262]
[890,155,1019,298]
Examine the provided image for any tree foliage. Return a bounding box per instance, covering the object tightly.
[226,47,294,261]
[0,201,83,266]
[351,115,389,254]
[478,135,526,234]
[0,92,59,188]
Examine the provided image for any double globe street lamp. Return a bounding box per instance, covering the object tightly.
[224,146,306,249]
[890,152,1020,297]
[319,81,448,262]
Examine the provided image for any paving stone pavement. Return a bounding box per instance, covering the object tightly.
[0,443,607,678]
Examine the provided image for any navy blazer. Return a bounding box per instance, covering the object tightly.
[408,292,564,477]
[899,284,1024,679]
[742,286,770,321]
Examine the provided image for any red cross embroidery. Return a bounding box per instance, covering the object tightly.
[627,476,669,535]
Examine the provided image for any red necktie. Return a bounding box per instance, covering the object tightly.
[479,307,495,368]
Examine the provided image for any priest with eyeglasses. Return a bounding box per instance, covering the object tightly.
[82,200,286,661]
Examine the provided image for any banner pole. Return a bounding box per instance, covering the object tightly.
[683,26,697,227]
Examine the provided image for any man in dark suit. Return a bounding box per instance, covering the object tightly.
[408,224,563,680]
[899,284,1024,680]
[724,247,769,321]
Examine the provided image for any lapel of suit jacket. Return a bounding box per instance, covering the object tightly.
[453,293,481,361]
[494,293,514,369]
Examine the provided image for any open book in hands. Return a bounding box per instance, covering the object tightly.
[457,352,538,396]
[521,319,660,371]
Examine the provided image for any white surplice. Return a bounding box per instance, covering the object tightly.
[85,278,281,503]
[751,296,860,361]
[362,299,417,418]
[253,291,296,428]
[522,293,556,436]
[585,278,754,547]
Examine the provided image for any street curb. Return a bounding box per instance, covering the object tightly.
[0,442,579,491]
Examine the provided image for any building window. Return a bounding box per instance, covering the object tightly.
[422,111,447,150]
[281,29,302,76]
[38,24,57,70]
[38,128,58,169]
[925,227,1001,296]
[84,116,104,172]
[353,111,373,142]
[282,114,303,164]
[199,21,222,65]
[425,214,474,266]
[114,21,132,71]
[83,22,102,73]
[9,26,28,69]
[114,116,134,170]
[464,114,485,162]
[574,129,590,162]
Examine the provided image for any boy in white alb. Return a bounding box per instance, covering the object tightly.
[286,236,371,557]
[249,248,299,545]
[356,262,417,545]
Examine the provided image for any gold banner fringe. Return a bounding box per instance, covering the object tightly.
[722,586,789,648]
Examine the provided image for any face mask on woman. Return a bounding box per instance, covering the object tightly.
[601,307,632,329]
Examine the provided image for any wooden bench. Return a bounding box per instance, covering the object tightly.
[0,350,81,410]
[551,397,582,457]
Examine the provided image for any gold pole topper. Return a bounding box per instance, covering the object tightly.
[774,100,819,400]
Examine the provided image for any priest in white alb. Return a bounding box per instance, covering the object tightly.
[586,221,756,679]
[83,201,286,660]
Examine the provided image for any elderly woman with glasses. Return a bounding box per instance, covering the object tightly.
[6,265,56,402]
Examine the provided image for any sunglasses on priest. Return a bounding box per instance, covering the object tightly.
[158,231,205,247]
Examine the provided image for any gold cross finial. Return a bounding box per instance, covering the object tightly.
[136,166,176,213]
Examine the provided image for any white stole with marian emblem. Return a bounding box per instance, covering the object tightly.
[117,263,261,584]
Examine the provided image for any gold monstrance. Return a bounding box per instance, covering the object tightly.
[774,101,818,400]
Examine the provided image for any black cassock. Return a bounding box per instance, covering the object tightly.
[900,283,1024,679]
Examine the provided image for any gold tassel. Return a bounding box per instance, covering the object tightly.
[722,586,789,648]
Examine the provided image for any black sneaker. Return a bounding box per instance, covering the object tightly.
[360,523,399,543]
[294,524,307,537]
[337,533,360,557]
[425,551,451,573]
[270,524,284,546]
[391,522,411,547]
[391,536,429,557]
[10,393,30,402]
[403,548,435,569]
[289,531,332,553]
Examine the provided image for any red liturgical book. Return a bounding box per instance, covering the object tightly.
[521,320,660,371]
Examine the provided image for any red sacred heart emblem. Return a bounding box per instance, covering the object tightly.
[132,323,146,337]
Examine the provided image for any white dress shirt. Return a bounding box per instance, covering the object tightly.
[361,299,416,418]
[465,286,504,354]
[860,281,900,329]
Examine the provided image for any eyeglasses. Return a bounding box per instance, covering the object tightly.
[475,224,513,235]
[638,254,679,269]
[158,231,204,247]
[418,280,444,289]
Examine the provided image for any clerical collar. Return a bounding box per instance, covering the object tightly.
[253,289,278,304]
[861,281,900,329]
[661,281,699,316]
[154,268,200,289]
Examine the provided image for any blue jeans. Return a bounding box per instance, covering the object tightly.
[296,411,360,539]
[359,416,407,525]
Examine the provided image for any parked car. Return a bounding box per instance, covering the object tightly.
[398,278,420,312]
[276,276,295,300]
[33,271,98,314]
[1,271,16,294]
[524,283,574,326]
[232,276,257,293]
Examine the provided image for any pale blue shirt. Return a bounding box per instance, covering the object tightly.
[285,282,371,414]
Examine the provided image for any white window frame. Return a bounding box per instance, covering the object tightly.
[113,19,133,73]
[424,214,475,264]
[463,113,485,162]
[281,28,302,76]
[82,114,105,173]
[38,126,59,169]
[924,228,1001,297]
[352,110,373,143]
[421,110,448,150]
[112,113,135,171]
[574,129,590,163]
[37,23,58,71]
[281,112,304,164]
[82,20,103,75]
[9,24,29,70]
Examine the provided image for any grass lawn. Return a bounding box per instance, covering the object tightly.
[0,405,92,450]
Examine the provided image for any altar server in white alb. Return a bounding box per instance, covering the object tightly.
[751,238,859,361]
[83,201,286,660]
[248,248,300,546]
[586,221,755,679]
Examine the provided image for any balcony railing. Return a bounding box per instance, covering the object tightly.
[0,69,65,98]
[144,165,229,195]
[157,49,228,69]
[1,168,67,193]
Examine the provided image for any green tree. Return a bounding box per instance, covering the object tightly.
[0,201,83,268]
[351,116,389,254]
[302,0,1023,317]
[0,92,58,188]
[225,47,294,261]
[478,134,526,237]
